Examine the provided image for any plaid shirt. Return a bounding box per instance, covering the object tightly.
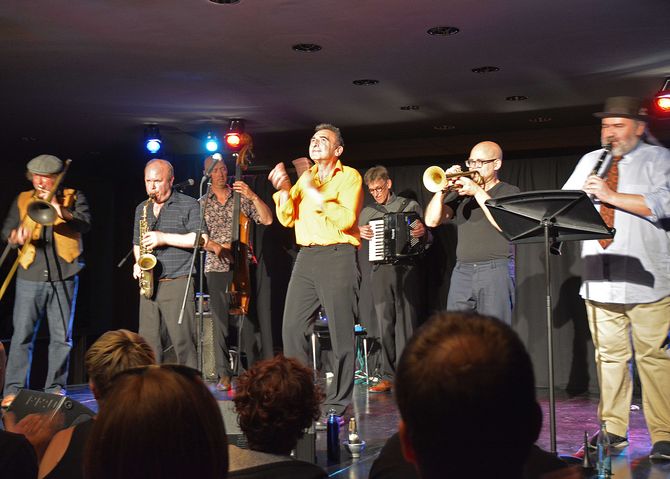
[202,187,262,273]
[133,191,203,279]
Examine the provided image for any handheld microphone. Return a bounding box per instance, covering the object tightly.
[205,153,223,177]
[173,179,195,190]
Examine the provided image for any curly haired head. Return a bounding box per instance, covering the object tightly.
[233,355,323,454]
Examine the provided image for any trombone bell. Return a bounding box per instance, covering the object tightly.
[27,200,58,225]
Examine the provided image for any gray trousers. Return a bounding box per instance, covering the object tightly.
[447,259,515,324]
[139,276,197,368]
[282,244,360,415]
[370,262,420,381]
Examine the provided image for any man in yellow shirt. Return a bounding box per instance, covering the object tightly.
[268,123,363,424]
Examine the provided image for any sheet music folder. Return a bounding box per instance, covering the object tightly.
[485,190,614,244]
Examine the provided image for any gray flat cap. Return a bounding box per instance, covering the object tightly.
[27,155,63,175]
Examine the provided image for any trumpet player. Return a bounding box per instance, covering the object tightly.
[424,141,519,324]
[132,159,203,368]
[1,155,91,408]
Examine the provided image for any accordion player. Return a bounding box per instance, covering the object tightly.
[368,212,426,263]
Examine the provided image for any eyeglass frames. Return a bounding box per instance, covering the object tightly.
[465,158,498,168]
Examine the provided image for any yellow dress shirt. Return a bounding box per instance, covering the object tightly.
[273,159,362,247]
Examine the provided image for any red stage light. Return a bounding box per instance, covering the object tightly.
[225,132,242,149]
[654,95,670,112]
[651,77,670,119]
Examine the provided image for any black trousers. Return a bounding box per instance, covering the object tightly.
[205,271,235,378]
[282,244,360,415]
[139,276,197,368]
[370,262,420,381]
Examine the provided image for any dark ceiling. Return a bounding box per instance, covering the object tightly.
[1,0,669,167]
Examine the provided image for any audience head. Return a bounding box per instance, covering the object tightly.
[395,312,541,479]
[233,355,323,455]
[84,365,228,479]
[85,329,156,401]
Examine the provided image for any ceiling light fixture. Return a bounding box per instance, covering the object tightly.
[205,131,219,153]
[225,119,245,152]
[471,66,500,74]
[400,105,420,111]
[528,116,552,123]
[433,124,456,131]
[352,79,379,86]
[292,43,322,53]
[506,95,528,101]
[144,125,162,154]
[426,26,460,36]
[208,0,240,4]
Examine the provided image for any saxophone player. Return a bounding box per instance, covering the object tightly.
[132,159,204,367]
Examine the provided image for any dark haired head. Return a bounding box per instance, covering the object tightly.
[233,355,323,454]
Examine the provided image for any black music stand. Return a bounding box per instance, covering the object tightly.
[485,190,614,454]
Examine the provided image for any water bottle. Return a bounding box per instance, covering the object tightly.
[326,409,341,462]
[596,421,611,478]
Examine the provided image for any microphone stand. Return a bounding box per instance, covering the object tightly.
[177,174,213,378]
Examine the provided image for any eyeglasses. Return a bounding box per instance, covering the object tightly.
[368,185,387,195]
[465,158,498,168]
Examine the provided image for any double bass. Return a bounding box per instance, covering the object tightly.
[228,134,254,316]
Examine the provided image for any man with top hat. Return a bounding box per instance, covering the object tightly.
[1,155,91,408]
[563,96,670,461]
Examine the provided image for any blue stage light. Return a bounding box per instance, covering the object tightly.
[205,132,219,152]
[144,126,162,154]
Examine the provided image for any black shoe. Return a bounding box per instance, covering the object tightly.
[650,441,670,461]
[587,431,629,450]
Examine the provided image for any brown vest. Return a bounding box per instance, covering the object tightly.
[16,189,82,269]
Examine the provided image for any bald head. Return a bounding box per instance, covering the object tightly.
[470,141,503,162]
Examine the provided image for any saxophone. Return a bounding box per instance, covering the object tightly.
[138,195,157,299]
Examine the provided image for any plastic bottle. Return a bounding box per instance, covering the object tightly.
[327,409,341,462]
[596,421,611,478]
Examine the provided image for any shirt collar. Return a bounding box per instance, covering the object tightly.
[311,159,343,185]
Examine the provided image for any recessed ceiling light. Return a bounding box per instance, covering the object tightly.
[471,66,500,74]
[426,26,460,36]
[352,79,379,86]
[528,116,552,123]
[21,136,38,142]
[292,43,322,53]
[506,95,528,101]
[208,0,240,3]
[433,125,456,131]
[400,105,420,111]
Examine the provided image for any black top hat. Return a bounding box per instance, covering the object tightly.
[593,96,648,121]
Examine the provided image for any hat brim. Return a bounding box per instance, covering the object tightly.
[593,111,648,121]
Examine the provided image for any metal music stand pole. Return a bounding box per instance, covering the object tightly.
[485,190,614,454]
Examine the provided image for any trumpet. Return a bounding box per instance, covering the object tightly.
[422,166,483,193]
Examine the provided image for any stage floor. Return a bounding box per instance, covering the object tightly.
[65,380,669,478]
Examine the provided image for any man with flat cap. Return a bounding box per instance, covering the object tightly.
[563,96,670,461]
[1,155,91,408]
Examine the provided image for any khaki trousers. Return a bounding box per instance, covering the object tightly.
[586,296,670,443]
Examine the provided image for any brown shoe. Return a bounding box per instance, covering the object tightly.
[215,376,232,391]
[369,379,393,393]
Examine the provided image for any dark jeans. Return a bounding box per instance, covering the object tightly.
[282,244,360,415]
[447,259,515,324]
[139,276,197,368]
[4,277,78,396]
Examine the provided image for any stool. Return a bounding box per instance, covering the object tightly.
[309,308,370,385]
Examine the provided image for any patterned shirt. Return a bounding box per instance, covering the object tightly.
[202,187,262,273]
[133,191,203,279]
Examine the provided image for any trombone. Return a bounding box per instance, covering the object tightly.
[0,159,72,301]
[422,166,483,193]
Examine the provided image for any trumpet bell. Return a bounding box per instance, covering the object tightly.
[423,166,447,193]
[27,200,58,225]
[138,254,157,271]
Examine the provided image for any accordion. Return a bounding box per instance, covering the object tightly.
[368,212,424,263]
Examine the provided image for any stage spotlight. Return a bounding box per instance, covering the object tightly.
[144,126,162,154]
[652,77,670,119]
[225,119,245,152]
[205,131,219,152]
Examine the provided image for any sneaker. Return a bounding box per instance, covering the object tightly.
[587,431,629,450]
[650,441,670,461]
[368,379,393,393]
